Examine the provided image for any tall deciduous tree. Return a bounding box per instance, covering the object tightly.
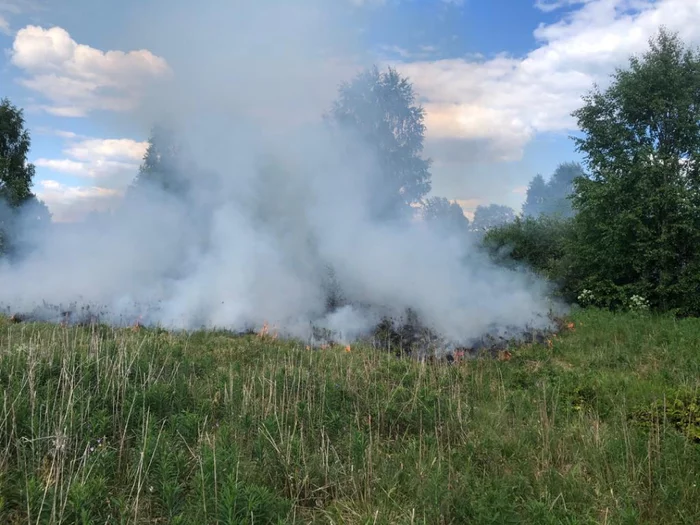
[422,196,470,236]
[570,28,700,312]
[471,204,516,232]
[329,66,432,219]
[0,98,34,207]
[522,162,585,218]
[0,98,49,256]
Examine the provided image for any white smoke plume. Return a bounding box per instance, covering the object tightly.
[0,0,562,349]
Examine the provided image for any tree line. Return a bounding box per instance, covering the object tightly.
[2,28,699,315]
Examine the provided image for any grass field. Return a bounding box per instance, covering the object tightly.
[0,309,698,524]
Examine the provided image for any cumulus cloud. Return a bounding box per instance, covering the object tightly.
[34,180,121,222]
[33,134,147,219]
[64,138,147,164]
[394,0,700,165]
[35,136,147,182]
[10,25,171,117]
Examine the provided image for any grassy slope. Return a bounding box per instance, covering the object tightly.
[0,309,698,524]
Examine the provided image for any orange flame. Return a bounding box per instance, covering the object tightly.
[497,350,512,362]
[345,345,351,353]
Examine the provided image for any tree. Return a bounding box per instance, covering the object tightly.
[570,28,700,312]
[0,98,34,208]
[483,215,573,289]
[0,98,47,256]
[422,196,470,236]
[522,162,585,218]
[546,162,584,217]
[471,204,516,232]
[522,174,547,217]
[328,66,432,219]
[130,124,189,196]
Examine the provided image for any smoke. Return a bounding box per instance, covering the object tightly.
[0,0,563,349]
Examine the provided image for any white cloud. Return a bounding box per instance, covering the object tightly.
[35,180,121,222]
[453,198,480,220]
[10,25,171,117]
[394,0,700,163]
[0,14,9,34]
[35,158,86,175]
[534,0,592,12]
[33,127,83,139]
[0,0,41,24]
[54,129,80,139]
[35,136,147,181]
[64,138,148,163]
[33,135,148,221]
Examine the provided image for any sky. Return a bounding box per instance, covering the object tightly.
[1,0,700,222]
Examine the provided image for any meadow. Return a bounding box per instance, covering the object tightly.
[0,309,698,524]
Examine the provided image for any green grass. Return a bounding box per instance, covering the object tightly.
[0,309,698,524]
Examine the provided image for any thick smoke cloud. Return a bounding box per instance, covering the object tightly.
[0,0,562,349]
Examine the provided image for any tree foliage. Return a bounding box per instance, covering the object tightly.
[0,98,49,256]
[483,215,576,296]
[471,204,516,232]
[131,124,190,197]
[329,66,432,219]
[523,162,586,218]
[570,28,700,313]
[0,98,34,208]
[422,197,470,236]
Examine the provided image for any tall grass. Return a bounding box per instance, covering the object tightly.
[0,309,698,524]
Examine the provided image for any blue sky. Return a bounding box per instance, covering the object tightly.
[1,0,699,221]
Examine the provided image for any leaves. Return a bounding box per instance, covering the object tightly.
[328,66,432,219]
[522,163,585,219]
[0,98,46,257]
[569,28,700,313]
[422,196,470,236]
[0,98,34,208]
[471,204,516,232]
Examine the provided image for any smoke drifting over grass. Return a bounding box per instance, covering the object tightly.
[0,0,562,351]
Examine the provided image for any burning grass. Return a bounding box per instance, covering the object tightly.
[0,308,699,523]
[2,302,565,362]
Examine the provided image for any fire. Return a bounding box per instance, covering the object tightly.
[132,316,142,332]
[345,345,351,353]
[258,321,269,338]
[497,350,512,362]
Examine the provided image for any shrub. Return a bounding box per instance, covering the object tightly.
[482,215,577,298]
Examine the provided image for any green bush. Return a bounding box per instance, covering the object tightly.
[483,215,580,300]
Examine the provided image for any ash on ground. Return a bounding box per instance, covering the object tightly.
[306,307,563,362]
[4,302,564,362]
